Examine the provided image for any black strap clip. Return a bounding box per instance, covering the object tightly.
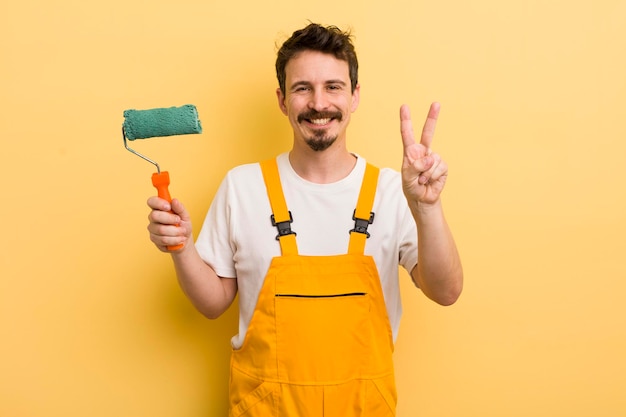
[271,211,296,240]
[350,210,375,238]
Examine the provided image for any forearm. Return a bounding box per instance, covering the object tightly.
[171,242,237,319]
[410,200,463,306]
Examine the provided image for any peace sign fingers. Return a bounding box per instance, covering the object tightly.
[400,104,418,153]
[420,102,440,150]
[400,102,447,205]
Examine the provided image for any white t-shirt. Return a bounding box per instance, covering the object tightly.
[195,152,418,349]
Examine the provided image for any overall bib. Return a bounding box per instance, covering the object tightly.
[228,158,396,417]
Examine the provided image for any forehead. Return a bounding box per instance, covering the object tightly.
[284,50,350,85]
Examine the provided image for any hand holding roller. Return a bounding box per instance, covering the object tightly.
[123,104,202,251]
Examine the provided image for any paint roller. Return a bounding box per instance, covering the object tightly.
[123,104,203,250]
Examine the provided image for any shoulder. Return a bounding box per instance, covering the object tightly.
[225,160,262,180]
[212,161,266,208]
[377,169,404,208]
[378,166,401,184]
[224,153,289,183]
[360,158,401,192]
[368,164,407,215]
[218,160,265,194]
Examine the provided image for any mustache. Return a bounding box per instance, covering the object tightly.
[297,110,343,123]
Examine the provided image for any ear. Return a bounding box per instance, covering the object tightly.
[276,88,288,115]
[350,84,361,113]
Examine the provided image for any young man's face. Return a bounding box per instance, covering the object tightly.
[277,50,360,152]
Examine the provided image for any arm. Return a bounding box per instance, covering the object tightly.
[147,197,238,319]
[400,103,463,306]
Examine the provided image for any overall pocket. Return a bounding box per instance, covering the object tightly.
[274,291,371,383]
[229,366,278,417]
[365,374,397,416]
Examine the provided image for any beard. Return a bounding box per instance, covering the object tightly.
[305,130,338,152]
[298,109,343,152]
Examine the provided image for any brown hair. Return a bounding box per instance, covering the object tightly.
[276,23,359,95]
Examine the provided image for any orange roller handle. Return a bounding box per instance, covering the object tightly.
[151,171,184,251]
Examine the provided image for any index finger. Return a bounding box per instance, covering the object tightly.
[420,102,440,149]
[400,104,416,151]
[147,195,171,211]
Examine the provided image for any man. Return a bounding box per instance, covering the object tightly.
[147,23,462,416]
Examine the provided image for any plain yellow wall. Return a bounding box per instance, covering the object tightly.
[1,0,625,416]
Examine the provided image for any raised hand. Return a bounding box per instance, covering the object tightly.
[400,102,448,206]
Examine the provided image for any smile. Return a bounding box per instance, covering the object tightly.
[309,118,332,125]
[298,110,342,126]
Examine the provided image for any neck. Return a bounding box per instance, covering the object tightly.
[288,144,357,184]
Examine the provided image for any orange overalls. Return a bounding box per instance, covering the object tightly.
[228,158,396,417]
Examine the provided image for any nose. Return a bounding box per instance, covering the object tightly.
[308,89,329,111]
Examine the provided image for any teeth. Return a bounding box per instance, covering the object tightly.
[310,118,331,125]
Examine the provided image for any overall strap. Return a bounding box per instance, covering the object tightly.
[348,163,380,255]
[260,158,299,256]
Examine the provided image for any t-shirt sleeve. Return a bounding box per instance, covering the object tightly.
[398,200,418,275]
[195,173,237,279]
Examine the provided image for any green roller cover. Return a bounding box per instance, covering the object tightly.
[123,104,202,140]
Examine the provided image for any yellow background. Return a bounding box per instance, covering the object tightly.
[1,0,625,416]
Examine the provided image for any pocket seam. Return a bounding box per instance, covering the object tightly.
[371,377,396,414]
[230,380,276,417]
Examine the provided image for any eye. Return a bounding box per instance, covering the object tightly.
[292,85,311,93]
[326,83,346,92]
